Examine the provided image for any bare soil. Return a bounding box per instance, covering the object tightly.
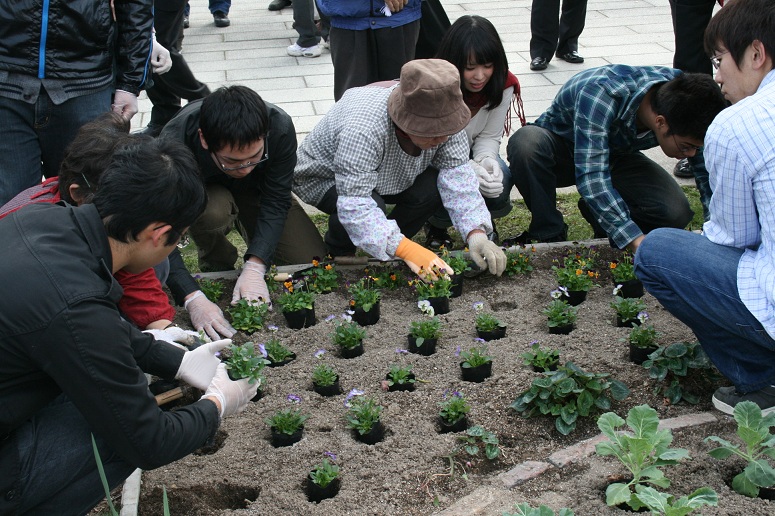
[137,245,774,515]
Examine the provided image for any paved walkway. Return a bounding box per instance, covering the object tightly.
[134,0,719,191]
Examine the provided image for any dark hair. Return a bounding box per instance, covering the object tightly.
[58,112,132,203]
[650,73,727,139]
[704,0,775,70]
[434,15,508,110]
[199,85,269,153]
[93,139,207,246]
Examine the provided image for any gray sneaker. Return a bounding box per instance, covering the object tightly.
[712,385,775,416]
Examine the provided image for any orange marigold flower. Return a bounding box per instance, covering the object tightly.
[588,271,595,277]
[610,262,617,269]
[312,259,319,267]
[390,274,396,280]
[575,269,583,275]
[324,264,332,270]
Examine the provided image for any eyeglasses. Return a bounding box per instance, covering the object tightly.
[212,146,268,172]
[672,135,703,157]
[710,50,729,70]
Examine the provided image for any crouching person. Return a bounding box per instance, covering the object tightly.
[0,138,258,514]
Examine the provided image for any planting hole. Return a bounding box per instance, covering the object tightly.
[140,482,259,514]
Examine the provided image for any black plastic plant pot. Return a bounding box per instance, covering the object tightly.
[615,317,638,328]
[476,326,507,341]
[531,361,559,373]
[548,324,574,335]
[313,377,341,397]
[270,427,303,448]
[407,335,437,356]
[306,477,341,504]
[757,485,775,500]
[437,415,468,434]
[629,343,658,365]
[268,353,297,368]
[450,275,464,298]
[566,289,587,306]
[354,421,385,445]
[427,296,450,315]
[385,373,416,392]
[340,341,364,359]
[616,278,644,298]
[251,388,263,403]
[460,362,492,383]
[351,302,380,326]
[283,306,316,329]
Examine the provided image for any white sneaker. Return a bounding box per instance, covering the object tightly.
[287,43,321,58]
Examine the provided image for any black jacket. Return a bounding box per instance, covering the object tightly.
[0,0,153,94]
[0,203,219,513]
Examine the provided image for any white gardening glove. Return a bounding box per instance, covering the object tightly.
[185,290,236,341]
[143,327,201,349]
[473,158,503,198]
[175,338,232,390]
[111,90,138,120]
[468,232,506,276]
[231,261,271,306]
[150,36,172,74]
[201,363,259,418]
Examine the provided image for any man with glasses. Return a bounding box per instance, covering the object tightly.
[636,0,775,415]
[161,85,326,306]
[505,65,727,252]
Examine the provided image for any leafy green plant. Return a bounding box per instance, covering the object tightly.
[276,280,316,312]
[460,344,493,368]
[521,341,560,371]
[386,365,415,386]
[472,301,505,332]
[227,298,270,332]
[542,298,577,328]
[309,455,340,488]
[552,263,597,292]
[439,391,470,425]
[365,265,405,290]
[629,321,659,349]
[503,248,534,276]
[312,363,338,387]
[348,277,381,312]
[302,258,340,293]
[224,342,269,384]
[706,400,775,497]
[456,425,501,460]
[630,485,718,515]
[511,362,630,435]
[410,268,453,300]
[331,319,366,350]
[263,337,294,364]
[504,502,574,516]
[596,405,692,511]
[196,277,224,302]
[611,296,646,322]
[609,252,636,283]
[440,246,470,275]
[642,341,718,405]
[266,407,309,435]
[409,302,441,344]
[345,395,383,435]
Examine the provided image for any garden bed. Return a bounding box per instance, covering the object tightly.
[137,244,772,515]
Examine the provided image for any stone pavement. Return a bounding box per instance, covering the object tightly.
[133,0,720,194]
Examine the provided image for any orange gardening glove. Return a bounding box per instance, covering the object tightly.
[394,237,452,279]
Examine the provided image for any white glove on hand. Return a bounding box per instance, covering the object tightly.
[201,363,259,418]
[468,232,507,276]
[150,36,172,74]
[185,290,236,341]
[231,261,271,306]
[143,327,201,349]
[111,90,138,120]
[472,159,503,198]
[175,338,232,390]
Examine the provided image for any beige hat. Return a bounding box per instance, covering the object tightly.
[387,59,471,138]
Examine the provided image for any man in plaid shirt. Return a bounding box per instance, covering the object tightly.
[506,64,726,252]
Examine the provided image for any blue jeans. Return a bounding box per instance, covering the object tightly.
[635,228,775,392]
[428,156,512,229]
[184,0,231,15]
[0,87,112,205]
[8,395,135,514]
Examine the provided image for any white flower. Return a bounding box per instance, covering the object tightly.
[637,311,650,324]
[472,301,484,312]
[613,285,622,296]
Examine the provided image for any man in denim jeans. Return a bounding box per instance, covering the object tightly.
[636,0,775,415]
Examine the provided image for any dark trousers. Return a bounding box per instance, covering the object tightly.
[507,125,693,241]
[293,0,330,47]
[146,0,211,129]
[530,0,588,60]
[669,0,716,75]
[316,167,442,256]
[329,20,420,101]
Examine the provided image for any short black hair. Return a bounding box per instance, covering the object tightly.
[435,15,509,110]
[93,139,207,246]
[58,112,132,203]
[705,0,775,70]
[650,73,727,139]
[199,85,269,153]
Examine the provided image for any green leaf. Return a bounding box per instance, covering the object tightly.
[595,395,612,411]
[745,459,775,488]
[595,441,618,457]
[597,412,625,439]
[633,485,670,512]
[609,379,631,401]
[605,483,632,507]
[464,445,479,456]
[555,417,575,435]
[684,486,718,508]
[707,446,735,459]
[735,401,763,435]
[738,425,765,450]
[664,342,687,357]
[560,404,578,424]
[576,389,594,416]
[665,381,683,404]
[732,471,759,497]
[626,405,658,438]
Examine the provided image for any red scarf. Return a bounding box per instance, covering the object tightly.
[462,70,526,136]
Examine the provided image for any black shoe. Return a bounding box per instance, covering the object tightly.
[673,158,694,178]
[213,11,230,27]
[424,223,453,250]
[268,0,292,10]
[135,123,164,138]
[530,57,548,71]
[712,385,775,416]
[502,225,568,247]
[557,51,584,64]
[183,15,189,29]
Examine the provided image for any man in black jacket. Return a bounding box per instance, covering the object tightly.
[0,138,257,514]
[161,85,326,306]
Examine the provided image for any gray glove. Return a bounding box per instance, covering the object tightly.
[201,363,259,418]
[150,36,172,74]
[175,339,232,390]
[468,232,506,276]
[472,159,503,198]
[185,290,236,341]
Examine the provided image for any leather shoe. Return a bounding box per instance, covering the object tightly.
[213,11,230,27]
[530,57,548,71]
[268,0,292,10]
[557,51,584,64]
[673,158,694,178]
